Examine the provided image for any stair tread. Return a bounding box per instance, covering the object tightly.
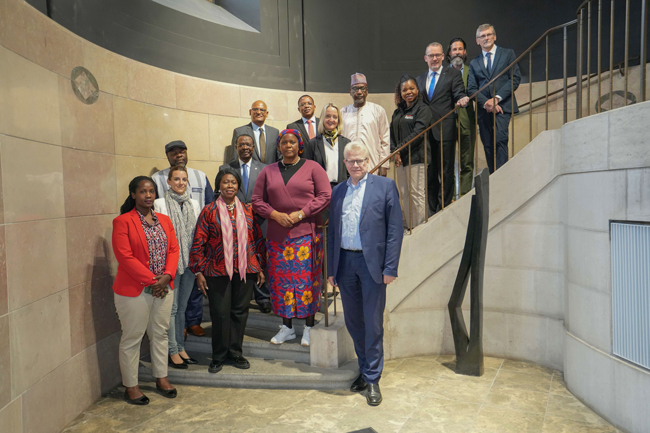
[186,325,309,354]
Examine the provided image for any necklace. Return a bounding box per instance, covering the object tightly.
[226,202,235,212]
[280,158,300,171]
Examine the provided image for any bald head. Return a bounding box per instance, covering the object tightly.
[250,100,269,126]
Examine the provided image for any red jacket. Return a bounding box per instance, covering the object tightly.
[112,209,180,297]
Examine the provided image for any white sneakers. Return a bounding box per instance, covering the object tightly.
[301,326,311,347]
[271,325,296,344]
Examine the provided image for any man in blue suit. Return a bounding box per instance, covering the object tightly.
[468,23,521,173]
[327,141,403,406]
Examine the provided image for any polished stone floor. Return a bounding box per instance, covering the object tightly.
[62,356,620,433]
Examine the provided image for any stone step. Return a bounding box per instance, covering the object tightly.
[185,324,311,364]
[199,307,325,336]
[139,354,359,390]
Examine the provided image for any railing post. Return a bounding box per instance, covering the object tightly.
[424,132,429,222]
[562,26,564,125]
[577,8,584,120]
[587,2,591,116]
[598,0,603,113]
[529,52,533,143]
[456,111,461,200]
[511,74,515,157]
[545,35,549,130]
[440,123,445,209]
[474,102,479,178]
[641,0,648,102]
[610,0,615,111]
[624,0,630,106]
[492,84,497,173]
[408,143,413,234]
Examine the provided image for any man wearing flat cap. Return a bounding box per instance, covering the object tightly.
[341,73,391,177]
[152,140,215,337]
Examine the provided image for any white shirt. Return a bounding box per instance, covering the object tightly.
[323,136,339,182]
[251,123,266,156]
[426,65,444,95]
[341,102,391,170]
[302,117,316,139]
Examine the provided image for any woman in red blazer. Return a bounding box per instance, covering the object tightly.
[112,176,180,405]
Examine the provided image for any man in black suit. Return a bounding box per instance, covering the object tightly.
[468,24,521,173]
[417,42,469,213]
[230,100,280,165]
[286,95,320,145]
[219,134,272,314]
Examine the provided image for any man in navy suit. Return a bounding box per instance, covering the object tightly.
[327,141,403,406]
[468,24,521,173]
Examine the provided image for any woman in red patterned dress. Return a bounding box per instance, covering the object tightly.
[189,168,266,374]
[252,129,331,347]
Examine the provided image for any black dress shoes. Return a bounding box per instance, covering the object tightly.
[181,356,198,365]
[168,355,188,369]
[124,390,149,405]
[156,383,177,398]
[227,356,251,369]
[208,361,223,373]
[366,383,382,406]
[259,302,273,314]
[350,374,368,392]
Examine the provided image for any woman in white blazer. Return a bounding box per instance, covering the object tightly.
[154,166,201,369]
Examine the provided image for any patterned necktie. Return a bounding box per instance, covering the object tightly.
[259,128,266,163]
[428,71,437,100]
[242,163,249,194]
[308,119,315,139]
[486,52,492,76]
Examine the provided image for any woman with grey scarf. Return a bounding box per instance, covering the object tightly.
[154,166,201,369]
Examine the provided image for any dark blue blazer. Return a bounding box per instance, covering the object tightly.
[327,174,403,285]
[467,46,521,117]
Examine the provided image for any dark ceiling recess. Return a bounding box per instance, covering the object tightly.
[215,0,261,32]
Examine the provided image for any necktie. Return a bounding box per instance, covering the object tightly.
[428,71,437,100]
[308,119,315,139]
[486,52,492,76]
[259,128,266,163]
[242,163,249,194]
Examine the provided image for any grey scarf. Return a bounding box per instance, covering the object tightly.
[165,188,196,275]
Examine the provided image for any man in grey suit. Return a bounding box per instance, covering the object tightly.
[219,134,272,313]
[286,95,320,146]
[468,24,521,173]
[230,100,280,165]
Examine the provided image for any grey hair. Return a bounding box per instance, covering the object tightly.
[451,57,464,68]
[476,24,496,38]
[425,42,443,53]
[343,141,370,159]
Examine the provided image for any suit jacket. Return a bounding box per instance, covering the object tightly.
[112,209,180,297]
[327,174,403,285]
[286,117,320,146]
[467,46,521,117]
[218,159,266,203]
[302,134,350,184]
[230,123,280,164]
[457,65,476,127]
[416,67,466,142]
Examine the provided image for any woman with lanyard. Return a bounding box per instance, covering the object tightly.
[303,103,350,187]
[190,168,266,374]
[154,165,201,369]
[112,176,179,404]
[252,129,331,347]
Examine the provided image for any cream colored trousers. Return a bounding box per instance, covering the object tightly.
[114,290,173,387]
[396,163,427,229]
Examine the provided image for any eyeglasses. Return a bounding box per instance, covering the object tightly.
[299,101,313,107]
[344,158,368,166]
[351,86,368,93]
[478,32,495,40]
[251,108,267,113]
[426,53,445,59]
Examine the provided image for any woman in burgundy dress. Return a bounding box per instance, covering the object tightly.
[252,129,331,347]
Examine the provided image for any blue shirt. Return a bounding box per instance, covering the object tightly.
[341,173,368,250]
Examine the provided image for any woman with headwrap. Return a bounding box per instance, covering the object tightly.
[252,129,331,347]
[153,166,201,369]
[189,167,266,374]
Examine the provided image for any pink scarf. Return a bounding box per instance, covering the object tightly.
[216,196,248,281]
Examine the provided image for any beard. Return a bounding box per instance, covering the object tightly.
[451,57,465,68]
[451,53,467,63]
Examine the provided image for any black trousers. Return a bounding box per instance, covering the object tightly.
[206,274,255,362]
[478,112,511,173]
[428,139,456,214]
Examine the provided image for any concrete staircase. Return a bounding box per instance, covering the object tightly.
[138,304,359,390]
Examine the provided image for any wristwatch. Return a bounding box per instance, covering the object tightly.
[298,211,303,220]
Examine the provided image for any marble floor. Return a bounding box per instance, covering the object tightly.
[62,356,620,433]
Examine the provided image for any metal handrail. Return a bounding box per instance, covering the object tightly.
[370,19,577,175]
